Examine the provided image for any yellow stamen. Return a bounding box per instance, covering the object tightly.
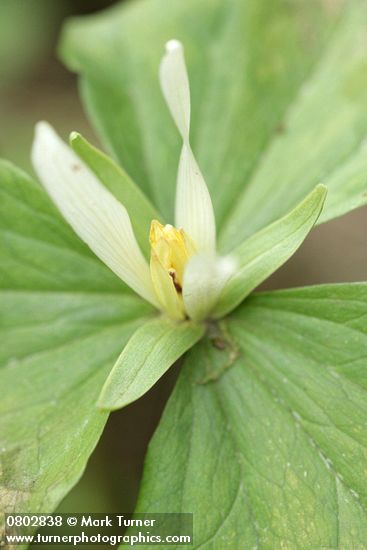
[149,220,196,319]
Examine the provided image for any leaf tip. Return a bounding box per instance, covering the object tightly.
[96,393,116,413]
[313,183,328,213]
[315,183,328,196]
[69,131,82,145]
[97,381,130,412]
[96,400,111,412]
[96,395,130,413]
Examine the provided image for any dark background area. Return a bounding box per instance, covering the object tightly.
[1,0,366,519]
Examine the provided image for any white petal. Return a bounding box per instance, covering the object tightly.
[31,122,158,307]
[159,40,216,252]
[183,253,237,321]
[175,144,216,252]
[159,40,190,141]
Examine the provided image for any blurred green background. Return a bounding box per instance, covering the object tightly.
[1,0,366,524]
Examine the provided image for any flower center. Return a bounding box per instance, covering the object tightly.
[149,220,196,319]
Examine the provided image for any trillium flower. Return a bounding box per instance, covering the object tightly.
[29,35,326,412]
[31,39,235,322]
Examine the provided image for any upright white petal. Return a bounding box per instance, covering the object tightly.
[175,144,216,252]
[183,253,237,321]
[159,39,191,141]
[31,122,158,307]
[160,40,216,253]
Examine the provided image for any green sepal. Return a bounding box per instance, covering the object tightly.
[214,184,327,318]
[70,132,162,257]
[98,316,205,411]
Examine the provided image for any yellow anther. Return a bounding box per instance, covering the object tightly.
[149,220,196,319]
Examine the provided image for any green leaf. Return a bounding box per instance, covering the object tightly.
[98,316,205,411]
[213,184,326,318]
[0,161,154,513]
[219,4,367,251]
[70,132,162,257]
[134,284,367,548]
[60,0,367,249]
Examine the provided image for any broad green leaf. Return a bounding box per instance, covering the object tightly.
[213,184,326,318]
[0,0,63,84]
[60,0,367,250]
[219,3,367,250]
[317,144,367,225]
[0,161,154,514]
[135,284,367,548]
[98,316,204,411]
[70,132,162,257]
